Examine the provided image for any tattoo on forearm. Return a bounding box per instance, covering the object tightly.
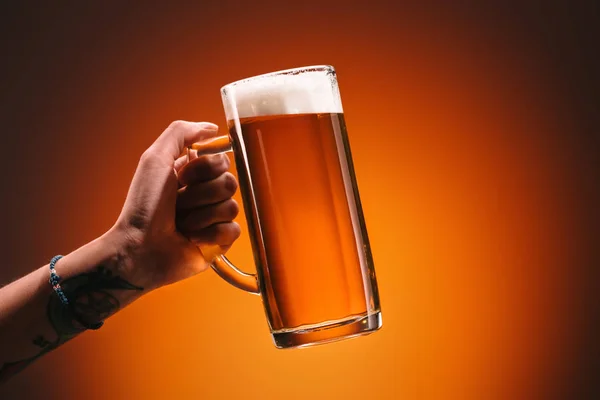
[48,266,143,335]
[0,265,143,383]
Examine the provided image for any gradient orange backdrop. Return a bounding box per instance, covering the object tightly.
[1,2,598,399]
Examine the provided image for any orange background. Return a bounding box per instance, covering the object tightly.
[1,1,598,399]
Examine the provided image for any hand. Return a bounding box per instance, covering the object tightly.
[111,121,240,290]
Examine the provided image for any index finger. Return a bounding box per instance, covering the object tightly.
[152,120,220,162]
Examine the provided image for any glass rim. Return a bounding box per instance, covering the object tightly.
[220,65,335,94]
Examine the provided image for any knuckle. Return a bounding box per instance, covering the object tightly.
[221,172,238,195]
[168,120,189,132]
[230,222,242,240]
[223,199,239,219]
[216,222,241,244]
[207,154,229,174]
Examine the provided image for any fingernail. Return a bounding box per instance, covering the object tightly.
[196,122,218,131]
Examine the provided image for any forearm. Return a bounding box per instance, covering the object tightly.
[0,120,234,384]
[0,227,146,383]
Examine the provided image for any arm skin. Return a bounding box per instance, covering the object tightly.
[0,121,241,383]
[0,230,143,382]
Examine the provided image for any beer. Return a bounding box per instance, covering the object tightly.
[219,66,381,348]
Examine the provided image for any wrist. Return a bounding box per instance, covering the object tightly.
[100,224,157,293]
[43,227,148,332]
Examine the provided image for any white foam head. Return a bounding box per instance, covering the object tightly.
[221,67,344,120]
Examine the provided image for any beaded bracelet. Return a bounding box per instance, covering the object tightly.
[49,255,69,305]
[49,255,103,330]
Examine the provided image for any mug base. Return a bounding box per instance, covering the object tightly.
[271,310,382,349]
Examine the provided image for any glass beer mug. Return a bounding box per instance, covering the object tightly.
[192,65,381,348]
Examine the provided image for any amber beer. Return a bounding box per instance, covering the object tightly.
[212,66,381,348]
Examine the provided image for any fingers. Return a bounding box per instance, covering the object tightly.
[186,222,241,248]
[155,121,241,251]
[177,153,230,186]
[150,121,219,162]
[177,199,241,249]
[178,172,238,209]
[178,199,240,232]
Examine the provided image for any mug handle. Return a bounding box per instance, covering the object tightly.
[187,137,260,295]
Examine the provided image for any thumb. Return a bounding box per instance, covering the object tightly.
[151,120,219,162]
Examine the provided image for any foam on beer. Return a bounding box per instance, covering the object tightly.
[224,71,343,120]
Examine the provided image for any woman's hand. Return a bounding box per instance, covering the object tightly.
[112,120,240,290]
[0,120,241,384]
